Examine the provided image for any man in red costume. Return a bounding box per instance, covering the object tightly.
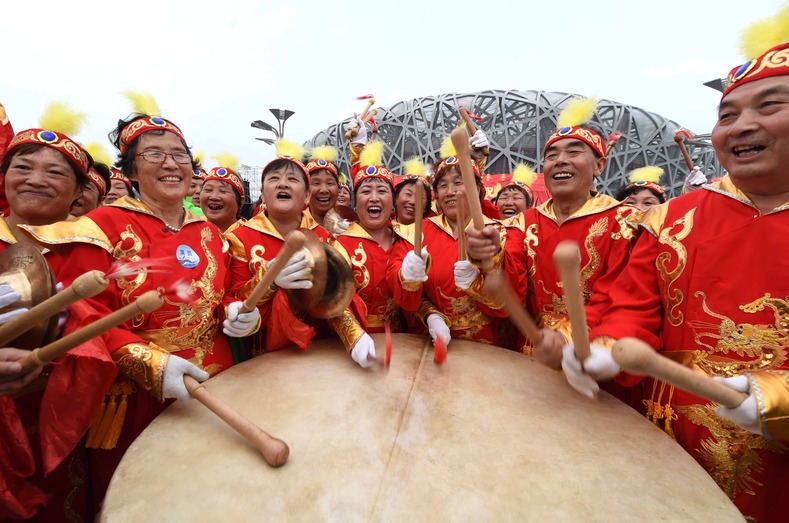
[560,38,789,523]
[467,99,641,363]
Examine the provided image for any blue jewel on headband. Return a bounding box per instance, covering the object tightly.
[445,156,457,164]
[731,59,756,82]
[557,126,573,136]
[38,130,57,143]
[318,159,327,166]
[366,165,376,175]
[151,117,166,126]
[218,168,228,175]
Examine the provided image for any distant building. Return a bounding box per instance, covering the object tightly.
[300,90,723,200]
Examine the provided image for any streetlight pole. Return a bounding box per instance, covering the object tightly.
[251,109,295,145]
[269,108,295,138]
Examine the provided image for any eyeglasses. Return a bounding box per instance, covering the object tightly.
[137,151,193,164]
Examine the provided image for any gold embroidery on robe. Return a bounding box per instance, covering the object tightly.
[680,403,786,500]
[688,291,789,376]
[657,208,694,327]
[350,241,371,290]
[112,225,146,326]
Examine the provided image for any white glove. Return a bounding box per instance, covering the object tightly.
[333,218,351,238]
[581,343,621,380]
[272,251,313,289]
[561,344,599,399]
[426,314,451,347]
[469,129,489,150]
[714,375,761,434]
[453,260,480,290]
[223,301,260,338]
[163,354,210,402]
[685,166,707,189]
[344,114,368,145]
[401,249,429,283]
[561,343,620,399]
[351,333,377,368]
[0,284,26,325]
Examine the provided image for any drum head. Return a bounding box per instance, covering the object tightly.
[102,335,742,522]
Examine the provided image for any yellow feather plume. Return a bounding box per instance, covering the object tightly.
[39,101,87,136]
[440,135,457,158]
[628,166,664,184]
[511,163,536,187]
[338,173,349,185]
[557,96,597,129]
[84,141,113,166]
[123,91,161,116]
[310,145,339,163]
[274,139,306,161]
[359,140,385,166]
[403,157,427,178]
[210,151,240,172]
[740,3,789,59]
[193,151,205,166]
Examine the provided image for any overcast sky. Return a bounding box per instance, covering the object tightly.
[1,0,781,169]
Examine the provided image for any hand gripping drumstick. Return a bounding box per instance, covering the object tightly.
[183,375,290,467]
[239,230,307,314]
[0,270,109,348]
[459,106,489,157]
[413,181,424,255]
[0,290,164,382]
[612,337,747,409]
[552,241,592,362]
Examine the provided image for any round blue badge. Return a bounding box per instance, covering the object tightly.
[176,244,200,269]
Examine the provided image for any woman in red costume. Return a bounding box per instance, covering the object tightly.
[20,94,259,509]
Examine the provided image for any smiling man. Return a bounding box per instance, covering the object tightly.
[467,97,641,366]
[557,24,789,520]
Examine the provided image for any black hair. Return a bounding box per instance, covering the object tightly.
[615,184,666,203]
[261,159,309,186]
[494,184,533,208]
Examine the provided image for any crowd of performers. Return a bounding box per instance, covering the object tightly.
[2,8,789,521]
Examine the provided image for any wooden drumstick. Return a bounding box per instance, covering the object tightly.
[552,241,591,362]
[0,270,109,348]
[414,181,424,254]
[450,128,492,271]
[0,290,164,381]
[612,337,747,409]
[458,106,478,134]
[456,192,467,262]
[240,230,307,314]
[484,269,543,346]
[673,133,694,171]
[183,375,290,467]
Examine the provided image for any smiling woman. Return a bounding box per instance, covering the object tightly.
[16,94,253,512]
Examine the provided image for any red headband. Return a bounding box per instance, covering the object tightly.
[353,163,394,189]
[7,128,91,175]
[544,126,607,158]
[87,168,107,197]
[723,42,789,98]
[433,155,481,185]
[119,116,186,153]
[110,168,133,189]
[627,180,666,199]
[204,167,245,199]
[305,159,339,179]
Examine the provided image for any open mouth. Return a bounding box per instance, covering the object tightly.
[732,144,765,158]
[552,172,573,180]
[159,176,183,183]
[367,206,382,218]
[276,191,292,200]
[501,207,517,217]
[207,202,224,211]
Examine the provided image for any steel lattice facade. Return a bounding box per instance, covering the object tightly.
[293,90,723,201]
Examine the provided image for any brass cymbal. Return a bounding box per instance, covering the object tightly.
[285,229,354,319]
[0,242,57,349]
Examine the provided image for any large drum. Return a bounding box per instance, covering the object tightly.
[101,335,742,522]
